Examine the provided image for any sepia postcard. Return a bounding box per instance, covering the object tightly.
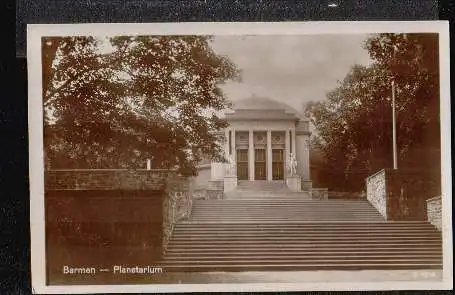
[28,21,452,293]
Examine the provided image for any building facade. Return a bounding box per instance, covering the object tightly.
[206,96,312,191]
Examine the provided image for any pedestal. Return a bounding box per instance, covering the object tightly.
[301,179,313,192]
[310,188,328,200]
[224,176,238,192]
[286,175,301,192]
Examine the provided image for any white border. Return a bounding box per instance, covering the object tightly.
[28,21,452,293]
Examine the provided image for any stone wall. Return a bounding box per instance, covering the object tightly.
[162,174,224,250]
[162,175,193,250]
[426,196,442,231]
[366,169,388,219]
[45,169,168,284]
[46,169,168,190]
[366,168,439,221]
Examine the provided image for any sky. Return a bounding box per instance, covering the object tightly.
[210,34,373,113]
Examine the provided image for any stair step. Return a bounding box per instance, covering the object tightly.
[165,249,442,255]
[166,187,441,272]
[169,245,441,250]
[168,242,441,247]
[174,226,441,236]
[188,219,387,222]
[176,222,430,227]
[176,221,430,225]
[171,234,440,239]
[159,263,442,271]
[161,258,442,265]
[163,254,442,261]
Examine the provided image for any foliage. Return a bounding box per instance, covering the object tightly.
[43,35,240,175]
[306,33,440,192]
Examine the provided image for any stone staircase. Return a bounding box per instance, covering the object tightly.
[226,180,310,199]
[161,182,443,272]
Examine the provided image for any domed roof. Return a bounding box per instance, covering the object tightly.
[230,96,301,116]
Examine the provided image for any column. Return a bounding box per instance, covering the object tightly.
[303,136,311,180]
[284,129,290,178]
[224,129,230,158]
[267,130,273,181]
[248,130,255,180]
[295,132,305,179]
[231,128,236,161]
[291,128,296,156]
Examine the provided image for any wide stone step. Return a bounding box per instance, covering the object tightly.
[194,201,374,204]
[172,228,438,234]
[171,232,438,237]
[166,252,442,263]
[160,263,442,271]
[166,248,442,255]
[189,216,384,219]
[170,232,440,238]
[192,206,378,209]
[169,239,441,245]
[175,222,432,228]
[170,237,441,243]
[166,243,442,250]
[163,257,442,268]
[194,201,374,205]
[190,213,383,217]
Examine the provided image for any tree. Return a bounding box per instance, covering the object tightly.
[305,33,440,192]
[43,35,240,175]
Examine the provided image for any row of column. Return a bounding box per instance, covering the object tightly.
[226,129,297,181]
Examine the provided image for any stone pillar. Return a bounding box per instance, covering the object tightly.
[248,129,254,181]
[224,176,237,192]
[211,162,224,180]
[296,119,312,191]
[286,175,301,192]
[267,130,273,181]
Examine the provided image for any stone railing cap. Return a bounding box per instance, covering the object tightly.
[426,196,442,202]
[47,168,170,172]
[365,168,386,181]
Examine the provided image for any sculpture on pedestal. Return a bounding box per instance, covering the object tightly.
[225,154,237,176]
[287,152,297,176]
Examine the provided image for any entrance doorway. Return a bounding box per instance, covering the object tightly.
[272,149,285,180]
[236,149,249,180]
[254,149,267,180]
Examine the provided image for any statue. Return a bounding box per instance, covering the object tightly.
[287,152,297,176]
[225,154,237,176]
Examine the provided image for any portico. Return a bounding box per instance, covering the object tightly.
[209,96,312,191]
[226,129,293,181]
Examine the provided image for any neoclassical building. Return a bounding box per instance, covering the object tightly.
[198,96,312,192]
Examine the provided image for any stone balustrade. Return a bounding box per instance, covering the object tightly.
[162,178,224,250]
[162,190,193,250]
